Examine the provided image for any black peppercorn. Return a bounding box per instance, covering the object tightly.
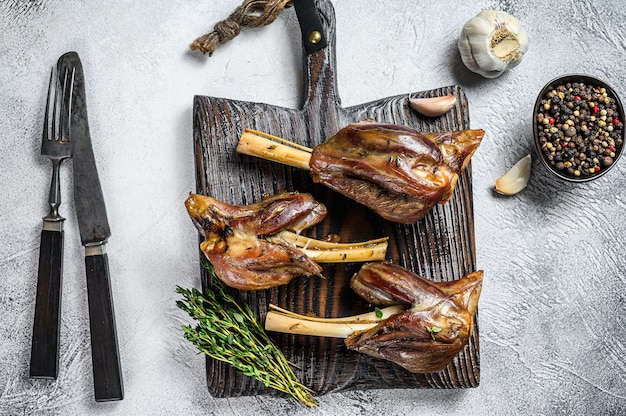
[563,148,576,159]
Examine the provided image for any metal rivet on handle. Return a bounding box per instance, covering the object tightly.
[308,31,322,44]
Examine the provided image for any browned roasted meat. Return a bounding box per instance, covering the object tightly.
[309,122,484,223]
[185,192,326,290]
[346,262,483,373]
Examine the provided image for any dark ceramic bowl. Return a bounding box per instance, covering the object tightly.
[533,74,624,182]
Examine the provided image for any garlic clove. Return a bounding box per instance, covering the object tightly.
[409,95,457,117]
[494,154,531,195]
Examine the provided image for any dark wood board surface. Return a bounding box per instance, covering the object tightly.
[192,0,479,397]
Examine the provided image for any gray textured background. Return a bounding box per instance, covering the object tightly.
[1,0,625,415]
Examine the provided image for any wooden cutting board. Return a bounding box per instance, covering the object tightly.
[192,0,479,397]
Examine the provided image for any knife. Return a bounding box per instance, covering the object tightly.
[58,51,124,402]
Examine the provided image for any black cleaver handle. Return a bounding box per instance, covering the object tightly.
[85,249,124,401]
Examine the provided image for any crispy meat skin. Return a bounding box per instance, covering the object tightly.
[309,122,484,223]
[185,192,327,290]
[346,262,483,373]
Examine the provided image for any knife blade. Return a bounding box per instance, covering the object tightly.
[58,51,124,402]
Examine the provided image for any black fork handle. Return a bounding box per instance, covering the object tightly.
[85,245,124,401]
[30,224,64,379]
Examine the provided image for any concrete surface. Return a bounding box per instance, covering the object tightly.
[1,0,625,415]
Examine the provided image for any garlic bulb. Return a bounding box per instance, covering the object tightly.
[458,10,529,78]
[494,154,531,195]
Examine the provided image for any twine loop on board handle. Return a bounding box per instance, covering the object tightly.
[190,0,293,56]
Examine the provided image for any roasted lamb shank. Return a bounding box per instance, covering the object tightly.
[265,261,483,373]
[185,192,388,290]
[237,121,484,224]
[346,262,482,373]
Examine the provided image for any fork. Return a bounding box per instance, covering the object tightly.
[30,65,75,379]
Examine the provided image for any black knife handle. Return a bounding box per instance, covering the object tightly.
[30,227,64,379]
[85,249,124,401]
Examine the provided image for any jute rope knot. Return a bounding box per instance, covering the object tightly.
[190,0,293,56]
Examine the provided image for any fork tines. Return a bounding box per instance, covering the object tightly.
[42,66,75,153]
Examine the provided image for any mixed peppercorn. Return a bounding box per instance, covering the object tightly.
[536,81,623,179]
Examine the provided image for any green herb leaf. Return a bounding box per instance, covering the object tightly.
[426,325,443,340]
[176,262,317,407]
[233,312,245,324]
[374,307,383,319]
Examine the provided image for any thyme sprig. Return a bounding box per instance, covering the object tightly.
[176,264,317,407]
